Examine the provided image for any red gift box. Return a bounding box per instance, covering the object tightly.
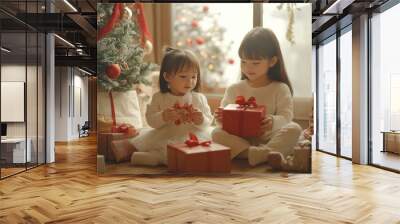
[167,133,231,173]
[222,96,266,137]
[173,103,195,125]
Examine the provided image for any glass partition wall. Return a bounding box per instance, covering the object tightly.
[370,2,400,172]
[316,25,353,159]
[317,35,337,155]
[0,1,46,179]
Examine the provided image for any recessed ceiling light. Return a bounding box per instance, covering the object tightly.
[1,47,11,53]
[77,67,93,76]
[54,34,75,48]
[322,0,354,15]
[63,0,78,12]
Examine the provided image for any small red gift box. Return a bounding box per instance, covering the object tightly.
[222,96,266,137]
[167,133,231,173]
[173,103,195,125]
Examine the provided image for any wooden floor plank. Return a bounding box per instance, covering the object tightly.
[0,135,400,223]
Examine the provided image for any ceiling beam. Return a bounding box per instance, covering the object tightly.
[67,13,97,43]
[55,55,96,71]
[322,0,356,14]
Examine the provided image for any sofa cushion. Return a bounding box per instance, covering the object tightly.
[293,97,313,130]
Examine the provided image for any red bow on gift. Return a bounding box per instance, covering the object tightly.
[173,103,195,125]
[185,133,211,147]
[235,96,258,108]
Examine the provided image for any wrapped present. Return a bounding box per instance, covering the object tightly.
[167,133,231,173]
[173,103,195,125]
[291,145,312,173]
[98,90,142,134]
[222,96,266,137]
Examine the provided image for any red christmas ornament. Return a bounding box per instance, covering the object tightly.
[195,37,205,45]
[106,64,121,80]
[228,59,235,64]
[203,5,209,13]
[191,20,198,28]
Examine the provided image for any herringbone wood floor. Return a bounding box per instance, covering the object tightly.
[1,135,400,224]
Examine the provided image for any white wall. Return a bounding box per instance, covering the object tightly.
[55,67,89,141]
[72,72,89,138]
[55,67,69,141]
[1,64,46,164]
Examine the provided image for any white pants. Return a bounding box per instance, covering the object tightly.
[211,122,302,159]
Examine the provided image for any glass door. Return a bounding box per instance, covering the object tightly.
[339,27,352,159]
[370,3,400,171]
[317,35,337,155]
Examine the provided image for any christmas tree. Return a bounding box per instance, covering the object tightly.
[172,4,234,89]
[97,3,156,92]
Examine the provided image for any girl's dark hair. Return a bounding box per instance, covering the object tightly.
[238,27,293,95]
[159,47,201,93]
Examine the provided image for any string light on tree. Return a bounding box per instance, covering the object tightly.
[173,4,234,88]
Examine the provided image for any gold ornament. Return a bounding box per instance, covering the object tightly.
[144,40,153,55]
[123,6,133,20]
[276,3,297,44]
[122,61,129,70]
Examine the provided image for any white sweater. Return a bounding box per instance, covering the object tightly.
[220,80,293,133]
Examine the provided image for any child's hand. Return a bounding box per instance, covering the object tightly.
[261,115,273,133]
[162,108,180,123]
[214,108,223,123]
[191,109,204,125]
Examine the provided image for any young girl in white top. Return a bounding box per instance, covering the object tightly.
[213,27,303,171]
[130,47,213,166]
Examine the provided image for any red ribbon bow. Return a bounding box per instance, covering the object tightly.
[173,103,193,111]
[185,133,211,147]
[173,103,194,125]
[112,123,136,134]
[235,96,258,108]
[97,3,123,42]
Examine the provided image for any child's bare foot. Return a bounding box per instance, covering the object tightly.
[267,152,286,170]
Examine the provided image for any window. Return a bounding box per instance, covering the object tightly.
[390,74,400,130]
[371,2,400,171]
[171,3,253,94]
[0,1,47,179]
[317,36,337,155]
[339,28,352,158]
[263,3,312,97]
